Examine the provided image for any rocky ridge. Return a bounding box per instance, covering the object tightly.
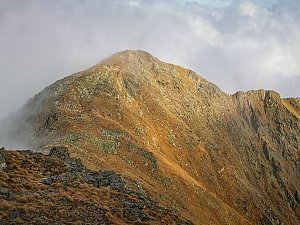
[0,146,191,224]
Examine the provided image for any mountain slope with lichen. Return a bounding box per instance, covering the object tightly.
[1,50,299,225]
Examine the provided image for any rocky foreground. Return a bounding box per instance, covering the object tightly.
[0,146,192,224]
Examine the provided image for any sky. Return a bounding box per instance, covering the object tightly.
[0,0,299,120]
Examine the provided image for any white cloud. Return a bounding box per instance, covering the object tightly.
[239,1,259,17]
[0,0,299,122]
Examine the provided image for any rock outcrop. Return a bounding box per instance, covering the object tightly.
[0,147,191,224]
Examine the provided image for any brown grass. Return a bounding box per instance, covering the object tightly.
[17,193,39,203]
[0,199,14,210]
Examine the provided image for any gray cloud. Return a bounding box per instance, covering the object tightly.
[0,0,299,122]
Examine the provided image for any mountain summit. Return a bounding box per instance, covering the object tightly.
[1,50,300,224]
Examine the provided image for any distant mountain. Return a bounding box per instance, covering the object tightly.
[1,50,299,224]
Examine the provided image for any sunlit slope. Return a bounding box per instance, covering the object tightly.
[10,50,300,225]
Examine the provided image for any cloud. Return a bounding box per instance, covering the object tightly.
[239,1,259,16]
[0,0,299,123]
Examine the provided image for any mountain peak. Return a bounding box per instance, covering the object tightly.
[114,49,154,58]
[93,49,159,69]
[1,51,299,225]
[110,49,156,61]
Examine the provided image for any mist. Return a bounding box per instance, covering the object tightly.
[0,0,300,148]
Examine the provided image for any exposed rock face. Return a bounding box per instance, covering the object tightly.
[1,50,299,224]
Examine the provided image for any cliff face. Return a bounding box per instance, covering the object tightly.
[1,50,299,224]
